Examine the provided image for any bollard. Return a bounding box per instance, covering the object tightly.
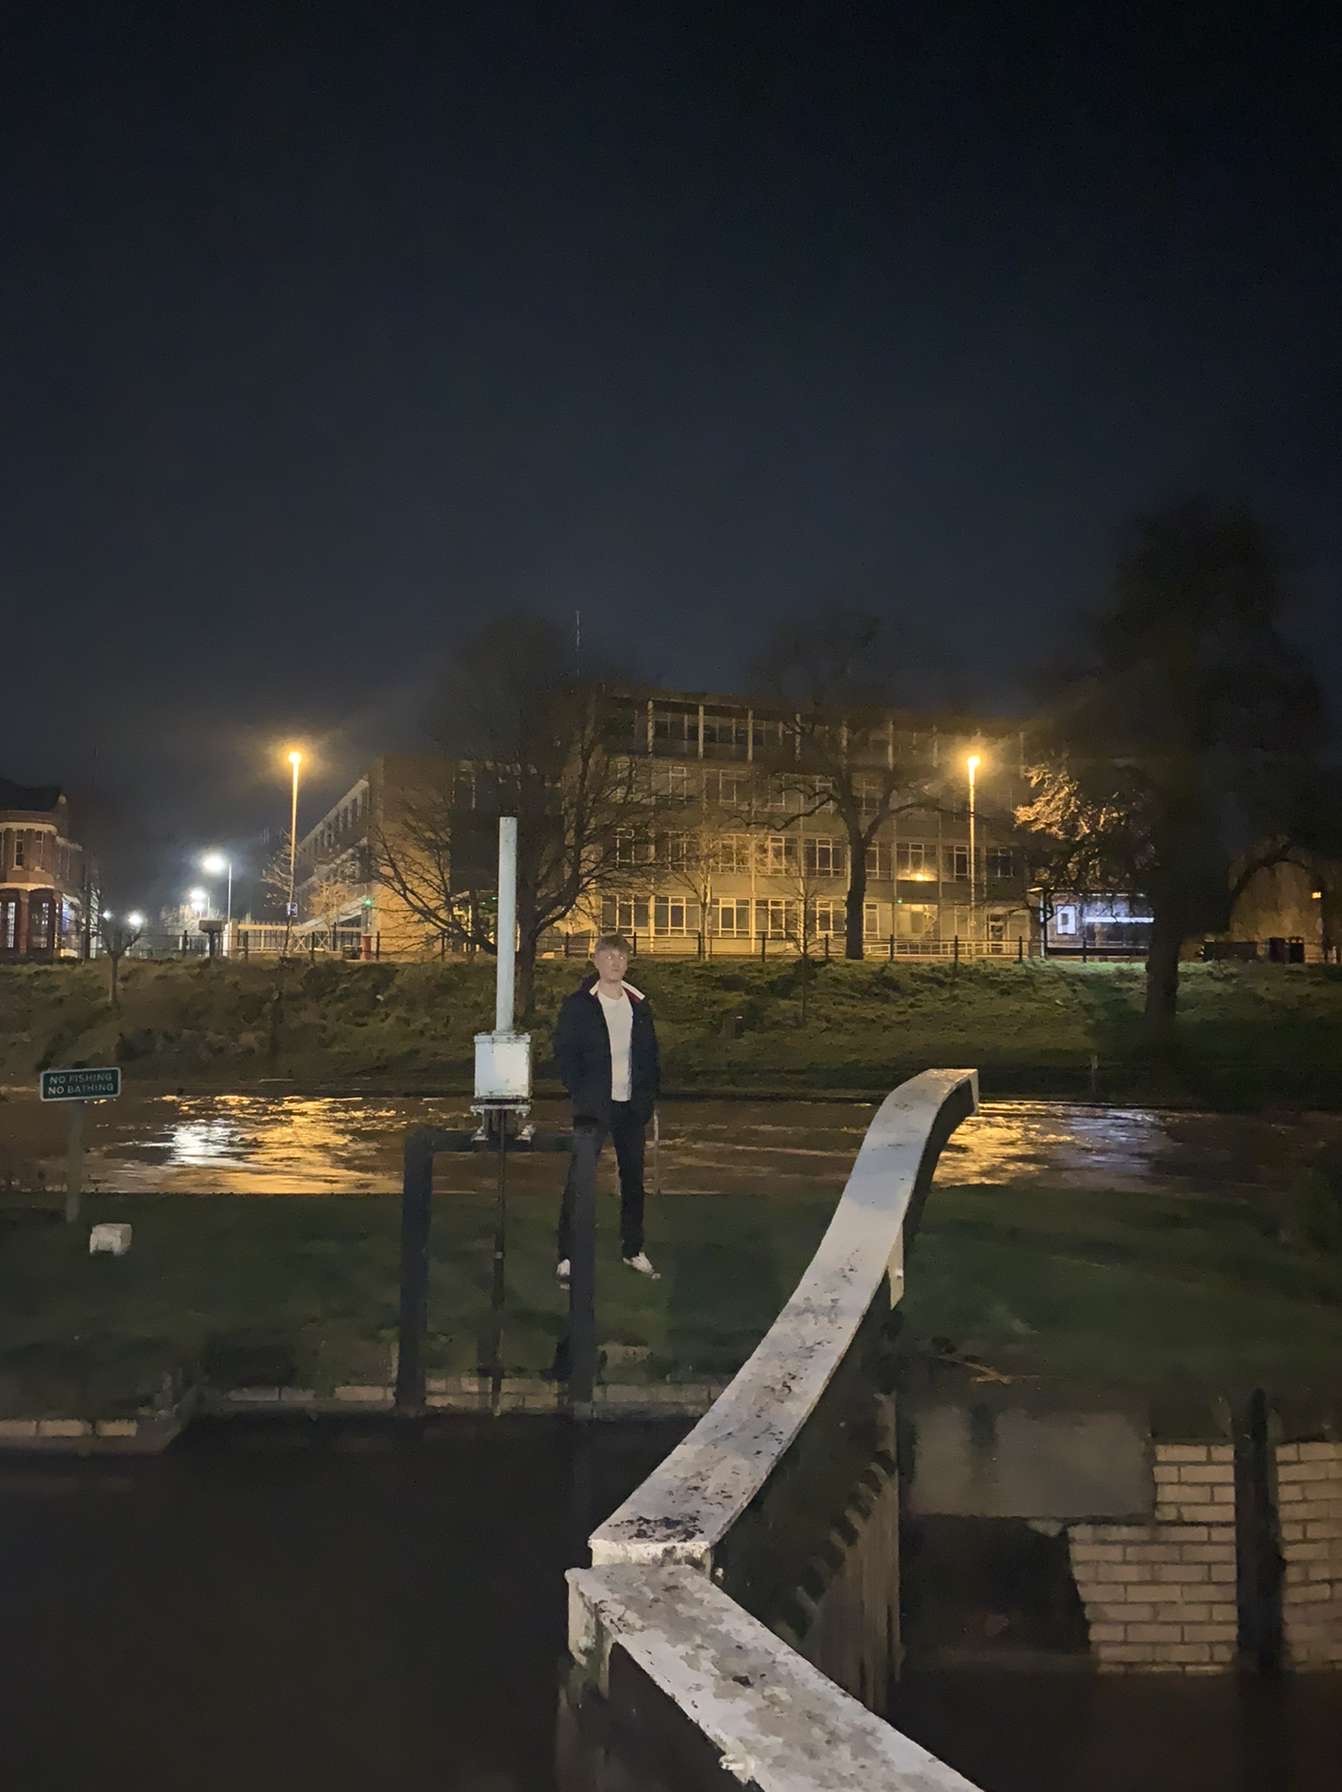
[568,1125,600,1415]
[396,1129,435,1417]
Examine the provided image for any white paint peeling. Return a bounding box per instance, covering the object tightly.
[570,1562,984,1792]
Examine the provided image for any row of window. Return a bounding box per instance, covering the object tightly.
[313,789,369,855]
[601,895,1010,940]
[636,706,936,759]
[613,831,1016,880]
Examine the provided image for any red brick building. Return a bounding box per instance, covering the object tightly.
[0,781,86,961]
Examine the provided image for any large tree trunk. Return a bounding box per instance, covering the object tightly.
[845,853,868,961]
[1144,909,1182,1036]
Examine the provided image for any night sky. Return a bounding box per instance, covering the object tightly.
[3,2,1339,907]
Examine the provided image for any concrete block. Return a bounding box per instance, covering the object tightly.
[1277,1481,1304,1503]
[1151,1563,1210,1584]
[1207,1446,1234,1463]
[1089,1624,1126,1643]
[1161,1503,1225,1524]
[0,1419,39,1439]
[94,1420,138,1438]
[1124,1585,1187,1606]
[1125,1623,1184,1644]
[1157,1643,1211,1664]
[1277,1444,1301,1463]
[1072,1543,1127,1563]
[1278,1460,1332,1484]
[1127,1545,1183,1564]
[1153,1465,1181,1485]
[1182,1545,1235,1564]
[89,1223,132,1256]
[1093,1564,1146,1583]
[1212,1484,1236,1504]
[279,1388,316,1404]
[38,1419,91,1438]
[1178,1463,1234,1484]
[1305,1521,1342,1540]
[1155,1445,1210,1464]
[1094,1644,1148,1663]
[1286,1541,1334,1564]
[1210,1603,1237,1623]
[1087,1602,1154,1624]
[334,1385,390,1403]
[1297,1443,1342,1462]
[1182,1624,1238,1644]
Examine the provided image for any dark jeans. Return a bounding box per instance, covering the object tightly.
[557,1101,646,1260]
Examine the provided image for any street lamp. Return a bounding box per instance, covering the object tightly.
[126,911,145,930]
[201,850,233,952]
[286,750,303,921]
[188,887,208,919]
[966,753,982,949]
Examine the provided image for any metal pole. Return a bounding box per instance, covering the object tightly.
[288,756,301,922]
[395,1128,434,1417]
[568,1124,599,1415]
[64,1100,85,1226]
[967,757,977,950]
[495,816,517,1033]
[488,1116,508,1417]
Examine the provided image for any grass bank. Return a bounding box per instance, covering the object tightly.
[2,1177,1339,1416]
[6,955,1342,1107]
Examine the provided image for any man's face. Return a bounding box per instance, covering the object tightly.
[594,944,628,982]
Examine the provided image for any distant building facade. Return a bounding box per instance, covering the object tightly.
[0,780,85,961]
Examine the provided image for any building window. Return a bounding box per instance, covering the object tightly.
[854,775,883,816]
[803,836,840,876]
[28,895,53,952]
[752,717,788,757]
[656,831,691,868]
[1,897,16,951]
[652,707,696,749]
[864,840,890,877]
[1055,905,1078,936]
[896,902,938,940]
[755,898,797,939]
[712,833,752,873]
[864,901,881,937]
[760,834,796,874]
[944,844,970,880]
[653,897,697,934]
[760,774,790,811]
[716,898,752,935]
[896,841,931,875]
[703,712,748,751]
[602,896,649,934]
[986,848,1016,880]
[813,899,841,935]
[652,763,694,800]
[705,768,750,808]
[14,836,24,868]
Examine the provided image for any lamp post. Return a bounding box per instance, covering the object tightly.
[201,851,232,952]
[287,751,303,923]
[966,753,980,951]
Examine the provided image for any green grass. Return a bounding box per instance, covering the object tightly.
[7,955,1342,1107]
[2,1177,1339,1416]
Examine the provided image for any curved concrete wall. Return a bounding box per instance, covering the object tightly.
[567,1067,983,1792]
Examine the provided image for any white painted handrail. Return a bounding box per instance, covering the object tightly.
[590,1067,978,1569]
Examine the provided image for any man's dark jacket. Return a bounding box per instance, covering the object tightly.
[553,976,660,1126]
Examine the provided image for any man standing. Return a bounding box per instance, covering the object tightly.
[553,933,660,1282]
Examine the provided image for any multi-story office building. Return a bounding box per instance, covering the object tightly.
[0,780,86,961]
[582,689,1034,954]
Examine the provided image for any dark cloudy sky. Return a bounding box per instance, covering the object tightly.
[3,1,1339,902]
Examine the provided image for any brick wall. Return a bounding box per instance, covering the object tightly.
[1068,1443,1238,1673]
[1277,1441,1342,1669]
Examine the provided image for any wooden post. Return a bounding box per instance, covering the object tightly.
[395,1128,434,1417]
[64,1100,85,1226]
[568,1126,599,1416]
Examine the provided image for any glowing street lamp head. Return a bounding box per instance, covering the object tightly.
[287,749,303,769]
[127,911,145,930]
[201,851,228,877]
[101,910,113,921]
[967,753,981,776]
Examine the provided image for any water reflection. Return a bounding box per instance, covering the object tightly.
[3,1090,1340,1196]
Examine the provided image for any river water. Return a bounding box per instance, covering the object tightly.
[3,1089,1337,1197]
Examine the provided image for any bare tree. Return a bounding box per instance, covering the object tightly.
[752,609,932,959]
[98,911,143,1009]
[372,615,673,1016]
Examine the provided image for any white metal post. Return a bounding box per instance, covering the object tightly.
[495,816,517,1033]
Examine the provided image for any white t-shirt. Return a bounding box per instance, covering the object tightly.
[597,986,633,1102]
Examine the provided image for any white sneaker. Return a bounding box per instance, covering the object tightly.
[556,1259,571,1284]
[622,1251,660,1280]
